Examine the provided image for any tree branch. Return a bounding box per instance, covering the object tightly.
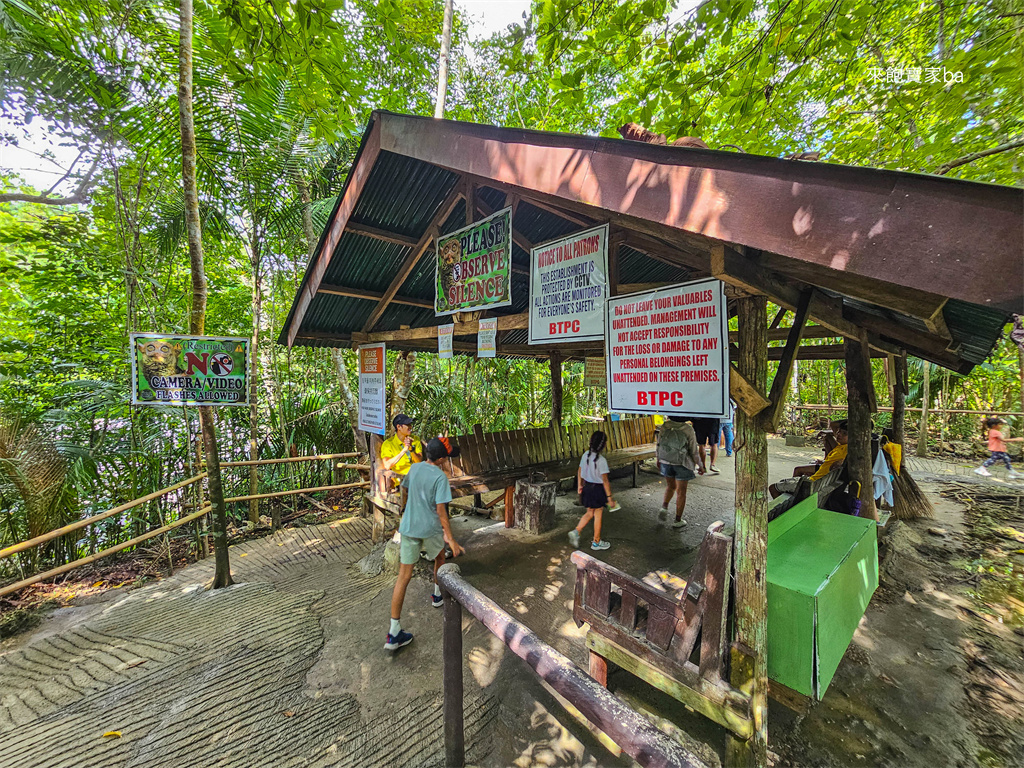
[0,155,101,206]
[934,136,1024,175]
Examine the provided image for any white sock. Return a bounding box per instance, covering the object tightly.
[434,584,441,597]
[390,618,401,635]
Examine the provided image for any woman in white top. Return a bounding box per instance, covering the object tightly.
[568,431,616,551]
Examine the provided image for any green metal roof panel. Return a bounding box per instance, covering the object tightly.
[351,151,460,236]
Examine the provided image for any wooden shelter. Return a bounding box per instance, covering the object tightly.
[279,111,1023,766]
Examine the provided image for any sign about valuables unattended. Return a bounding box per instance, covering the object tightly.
[358,343,387,435]
[435,207,512,316]
[604,279,729,417]
[131,333,250,406]
[529,224,608,344]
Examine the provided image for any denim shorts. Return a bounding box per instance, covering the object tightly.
[660,463,696,481]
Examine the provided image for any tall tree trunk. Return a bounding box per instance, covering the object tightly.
[730,295,768,768]
[916,360,931,457]
[331,349,362,450]
[434,0,453,118]
[179,0,232,589]
[392,351,417,420]
[247,234,263,526]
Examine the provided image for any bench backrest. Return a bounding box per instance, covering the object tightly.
[447,415,656,477]
[571,521,733,687]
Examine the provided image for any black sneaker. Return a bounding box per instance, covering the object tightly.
[384,629,414,650]
[431,593,443,608]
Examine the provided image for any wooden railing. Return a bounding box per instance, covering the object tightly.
[436,562,707,768]
[0,453,370,598]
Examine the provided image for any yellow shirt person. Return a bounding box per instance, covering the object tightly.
[381,413,424,477]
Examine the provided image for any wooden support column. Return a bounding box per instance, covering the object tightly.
[845,337,878,521]
[893,352,908,452]
[550,351,563,426]
[763,291,811,431]
[916,359,931,457]
[729,295,769,768]
[608,236,622,297]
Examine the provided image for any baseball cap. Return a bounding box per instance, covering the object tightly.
[425,438,451,461]
[393,413,415,427]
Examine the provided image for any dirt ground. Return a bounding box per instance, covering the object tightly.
[1,438,1022,767]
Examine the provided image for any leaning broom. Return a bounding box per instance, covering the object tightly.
[881,442,933,520]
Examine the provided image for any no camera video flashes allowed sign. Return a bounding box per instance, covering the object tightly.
[605,279,730,418]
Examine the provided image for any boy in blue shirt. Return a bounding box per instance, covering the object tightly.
[385,438,465,650]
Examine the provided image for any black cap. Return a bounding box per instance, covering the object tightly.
[393,413,414,427]
[425,438,450,461]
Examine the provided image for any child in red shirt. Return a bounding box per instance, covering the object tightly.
[974,417,1023,478]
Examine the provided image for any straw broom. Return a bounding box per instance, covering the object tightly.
[886,452,934,520]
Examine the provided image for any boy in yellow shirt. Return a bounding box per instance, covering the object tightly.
[380,413,424,480]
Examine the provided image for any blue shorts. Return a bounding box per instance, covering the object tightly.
[660,463,696,481]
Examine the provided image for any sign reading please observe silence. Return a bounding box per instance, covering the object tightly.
[604,279,730,418]
[358,343,387,435]
[435,207,512,315]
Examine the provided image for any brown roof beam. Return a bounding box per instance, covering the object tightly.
[318,283,432,309]
[474,196,534,254]
[843,305,968,372]
[345,223,419,248]
[361,184,464,333]
[353,312,529,343]
[288,119,381,346]
[770,345,886,361]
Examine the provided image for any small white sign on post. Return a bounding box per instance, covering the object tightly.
[583,357,605,388]
[529,224,609,345]
[438,323,455,359]
[358,343,387,435]
[478,317,497,358]
[605,279,730,417]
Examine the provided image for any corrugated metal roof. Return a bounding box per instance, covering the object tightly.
[280,112,1016,372]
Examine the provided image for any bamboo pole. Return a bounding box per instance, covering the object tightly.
[0,473,208,561]
[796,405,1024,417]
[0,505,211,598]
[220,452,360,467]
[222,480,368,504]
[916,362,931,457]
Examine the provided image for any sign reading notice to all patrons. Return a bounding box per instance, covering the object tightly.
[605,279,729,417]
[358,343,387,435]
[583,357,605,388]
[529,224,609,344]
[435,207,513,316]
[478,317,497,358]
[131,333,250,407]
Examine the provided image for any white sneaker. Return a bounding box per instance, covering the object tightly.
[1009,470,1022,480]
[709,465,721,474]
[658,506,668,521]
[974,467,992,476]
[672,519,687,529]
[568,529,580,548]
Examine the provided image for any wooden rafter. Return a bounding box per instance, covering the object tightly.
[353,312,529,343]
[361,184,464,333]
[346,223,419,248]
[318,283,432,309]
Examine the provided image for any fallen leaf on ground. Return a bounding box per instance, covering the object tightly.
[102,731,122,738]
[282,710,294,717]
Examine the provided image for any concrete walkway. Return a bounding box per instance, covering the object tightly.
[1,438,1010,767]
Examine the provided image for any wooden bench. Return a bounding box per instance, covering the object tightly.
[572,522,758,755]
[367,415,657,533]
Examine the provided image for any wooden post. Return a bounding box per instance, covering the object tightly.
[845,337,878,521]
[442,588,465,768]
[729,295,769,768]
[916,359,931,457]
[589,650,609,687]
[503,485,515,529]
[893,353,908,454]
[550,351,563,427]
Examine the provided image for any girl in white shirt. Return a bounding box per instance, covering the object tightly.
[568,431,616,551]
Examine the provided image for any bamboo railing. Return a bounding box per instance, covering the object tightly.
[0,453,371,598]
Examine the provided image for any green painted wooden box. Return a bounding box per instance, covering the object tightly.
[767,496,878,699]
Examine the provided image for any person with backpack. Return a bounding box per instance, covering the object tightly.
[657,416,704,528]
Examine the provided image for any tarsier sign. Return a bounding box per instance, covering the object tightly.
[131,333,250,406]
